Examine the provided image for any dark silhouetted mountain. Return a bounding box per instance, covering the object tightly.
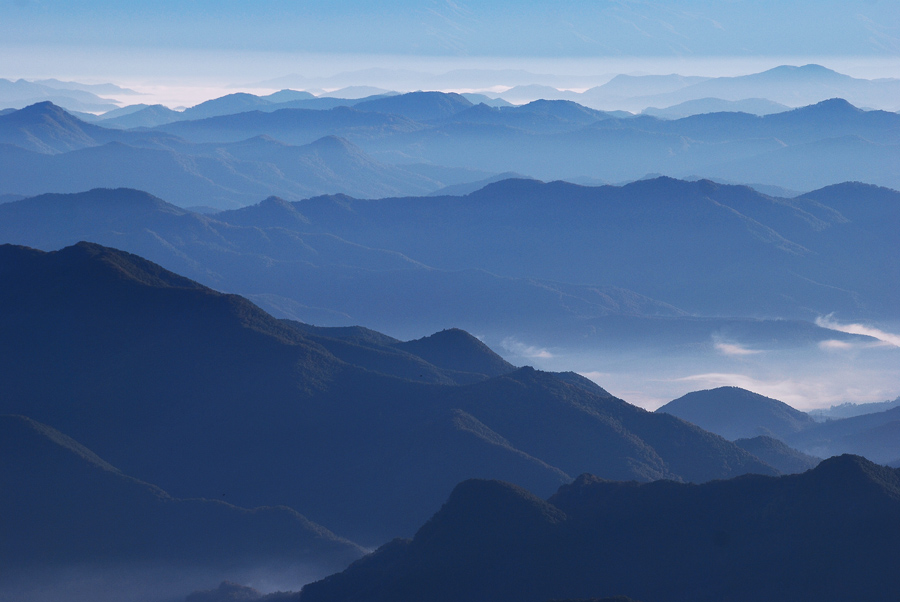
[0,242,777,545]
[656,386,818,440]
[733,436,820,474]
[185,581,301,602]
[0,414,364,570]
[299,455,900,602]
[352,91,473,122]
[642,97,789,119]
[393,328,515,378]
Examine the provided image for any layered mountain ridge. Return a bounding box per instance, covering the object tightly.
[0,241,777,548]
[297,454,900,602]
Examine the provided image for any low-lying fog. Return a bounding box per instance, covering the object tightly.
[0,562,336,602]
[493,321,900,411]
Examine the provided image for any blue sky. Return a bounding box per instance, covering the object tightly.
[3,0,899,98]
[4,0,899,57]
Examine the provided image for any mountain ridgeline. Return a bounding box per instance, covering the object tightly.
[0,414,364,571]
[0,242,778,550]
[296,455,900,602]
[0,180,895,355]
[656,385,900,464]
[2,91,900,207]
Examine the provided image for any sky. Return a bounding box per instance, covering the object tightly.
[3,0,900,95]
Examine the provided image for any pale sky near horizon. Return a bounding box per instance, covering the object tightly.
[3,0,900,89]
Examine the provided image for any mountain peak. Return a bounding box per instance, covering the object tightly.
[756,64,848,82]
[214,194,311,228]
[807,454,900,496]
[308,134,358,152]
[394,328,515,378]
[795,97,861,115]
[415,478,566,544]
[657,386,817,440]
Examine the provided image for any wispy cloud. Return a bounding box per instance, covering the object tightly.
[714,341,763,356]
[818,339,855,351]
[815,315,900,347]
[500,337,553,359]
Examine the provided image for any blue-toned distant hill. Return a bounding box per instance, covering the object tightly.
[810,396,900,420]
[248,177,898,322]
[0,183,885,353]
[4,96,900,192]
[785,405,900,464]
[656,386,819,441]
[567,65,900,112]
[95,90,385,129]
[297,455,900,602]
[642,97,790,119]
[655,385,900,465]
[0,101,175,153]
[0,242,777,546]
[99,103,183,128]
[0,103,460,206]
[352,90,473,122]
[0,78,121,112]
[733,436,821,474]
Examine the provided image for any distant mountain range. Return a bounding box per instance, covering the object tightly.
[295,455,900,602]
[140,95,899,191]
[810,396,900,420]
[0,181,891,355]
[0,242,780,550]
[657,386,900,464]
[4,89,900,199]
[0,78,124,112]
[642,97,790,119]
[657,387,819,441]
[490,65,900,112]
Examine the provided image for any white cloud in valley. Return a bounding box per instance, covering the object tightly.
[500,337,553,359]
[815,315,900,347]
